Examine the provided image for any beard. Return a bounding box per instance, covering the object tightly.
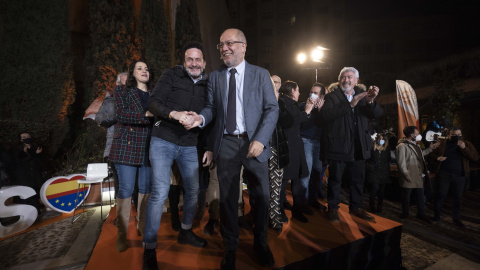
[186,66,204,79]
[340,81,352,92]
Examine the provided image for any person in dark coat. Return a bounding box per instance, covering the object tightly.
[366,133,391,213]
[321,67,382,223]
[278,80,314,223]
[109,59,154,252]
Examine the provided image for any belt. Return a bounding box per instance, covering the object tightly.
[223,132,247,138]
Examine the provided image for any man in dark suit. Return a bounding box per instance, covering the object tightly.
[183,28,279,270]
[321,67,382,223]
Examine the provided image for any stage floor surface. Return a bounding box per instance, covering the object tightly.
[86,194,402,270]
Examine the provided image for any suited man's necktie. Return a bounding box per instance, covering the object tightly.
[226,68,237,134]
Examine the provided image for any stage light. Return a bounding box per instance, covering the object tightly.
[297,53,307,64]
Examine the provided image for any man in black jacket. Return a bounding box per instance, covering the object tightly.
[142,42,208,270]
[321,67,382,223]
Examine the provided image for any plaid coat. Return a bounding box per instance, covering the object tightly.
[109,85,152,166]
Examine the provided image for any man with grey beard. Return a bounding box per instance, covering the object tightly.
[321,67,382,223]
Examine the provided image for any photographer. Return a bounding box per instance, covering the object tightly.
[11,132,45,213]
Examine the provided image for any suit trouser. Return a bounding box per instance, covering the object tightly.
[434,170,466,219]
[216,135,269,250]
[327,159,365,210]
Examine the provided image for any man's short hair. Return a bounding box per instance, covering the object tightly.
[182,41,206,61]
[338,67,359,81]
[403,126,418,137]
[312,83,326,96]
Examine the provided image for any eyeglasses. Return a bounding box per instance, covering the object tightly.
[216,41,244,50]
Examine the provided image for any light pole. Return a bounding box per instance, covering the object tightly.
[297,46,330,82]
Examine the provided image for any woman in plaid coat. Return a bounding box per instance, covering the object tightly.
[109,59,154,252]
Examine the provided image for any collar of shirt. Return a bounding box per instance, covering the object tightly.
[344,89,356,102]
[190,75,202,84]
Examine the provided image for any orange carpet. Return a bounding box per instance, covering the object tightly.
[86,194,402,270]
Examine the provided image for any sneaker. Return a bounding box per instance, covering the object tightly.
[142,249,158,270]
[452,218,466,228]
[350,208,375,222]
[203,219,219,235]
[328,208,340,223]
[177,228,207,247]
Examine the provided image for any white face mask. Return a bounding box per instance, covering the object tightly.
[378,139,385,145]
[415,134,422,142]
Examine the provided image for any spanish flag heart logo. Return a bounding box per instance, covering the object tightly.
[40,174,88,213]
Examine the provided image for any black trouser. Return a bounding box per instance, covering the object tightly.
[216,136,270,250]
[401,187,425,216]
[327,159,366,210]
[369,183,385,206]
[434,170,466,219]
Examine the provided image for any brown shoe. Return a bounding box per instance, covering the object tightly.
[328,208,340,223]
[350,208,375,222]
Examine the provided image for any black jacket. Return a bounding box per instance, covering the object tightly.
[271,98,293,169]
[321,86,383,162]
[148,65,208,146]
[279,95,308,180]
[366,146,392,184]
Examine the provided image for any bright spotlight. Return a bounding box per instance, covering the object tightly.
[311,48,324,62]
[297,53,307,64]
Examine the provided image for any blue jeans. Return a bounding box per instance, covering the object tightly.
[143,137,199,248]
[295,138,322,205]
[115,161,152,199]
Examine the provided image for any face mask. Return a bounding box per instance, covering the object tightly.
[378,139,385,145]
[450,135,461,144]
[415,134,422,142]
[22,138,32,144]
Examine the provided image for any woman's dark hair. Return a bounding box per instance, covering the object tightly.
[126,59,152,89]
[403,126,417,137]
[279,80,298,98]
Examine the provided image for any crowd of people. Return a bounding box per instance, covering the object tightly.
[1,28,479,270]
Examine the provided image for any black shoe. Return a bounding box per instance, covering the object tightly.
[309,200,327,211]
[142,248,158,270]
[203,219,219,235]
[453,218,465,227]
[178,228,207,247]
[416,214,432,224]
[292,206,308,223]
[283,200,293,211]
[221,250,236,270]
[400,213,409,219]
[328,208,340,223]
[280,211,288,223]
[300,205,314,215]
[350,208,375,222]
[238,216,252,230]
[253,241,275,266]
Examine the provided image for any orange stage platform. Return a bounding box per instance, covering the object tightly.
[86,194,402,270]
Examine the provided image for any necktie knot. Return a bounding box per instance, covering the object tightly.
[230,68,236,75]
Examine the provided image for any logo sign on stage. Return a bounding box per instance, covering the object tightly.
[40,174,88,213]
[0,186,38,238]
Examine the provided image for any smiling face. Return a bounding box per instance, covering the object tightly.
[133,61,150,85]
[219,29,247,68]
[339,71,358,93]
[184,48,206,79]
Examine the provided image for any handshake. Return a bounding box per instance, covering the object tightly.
[170,111,203,130]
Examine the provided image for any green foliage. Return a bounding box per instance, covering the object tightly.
[136,0,172,82]
[174,0,202,64]
[83,0,135,105]
[53,120,106,176]
[0,0,75,156]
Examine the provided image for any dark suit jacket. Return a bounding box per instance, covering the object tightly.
[109,86,152,166]
[200,61,279,163]
[321,86,382,162]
